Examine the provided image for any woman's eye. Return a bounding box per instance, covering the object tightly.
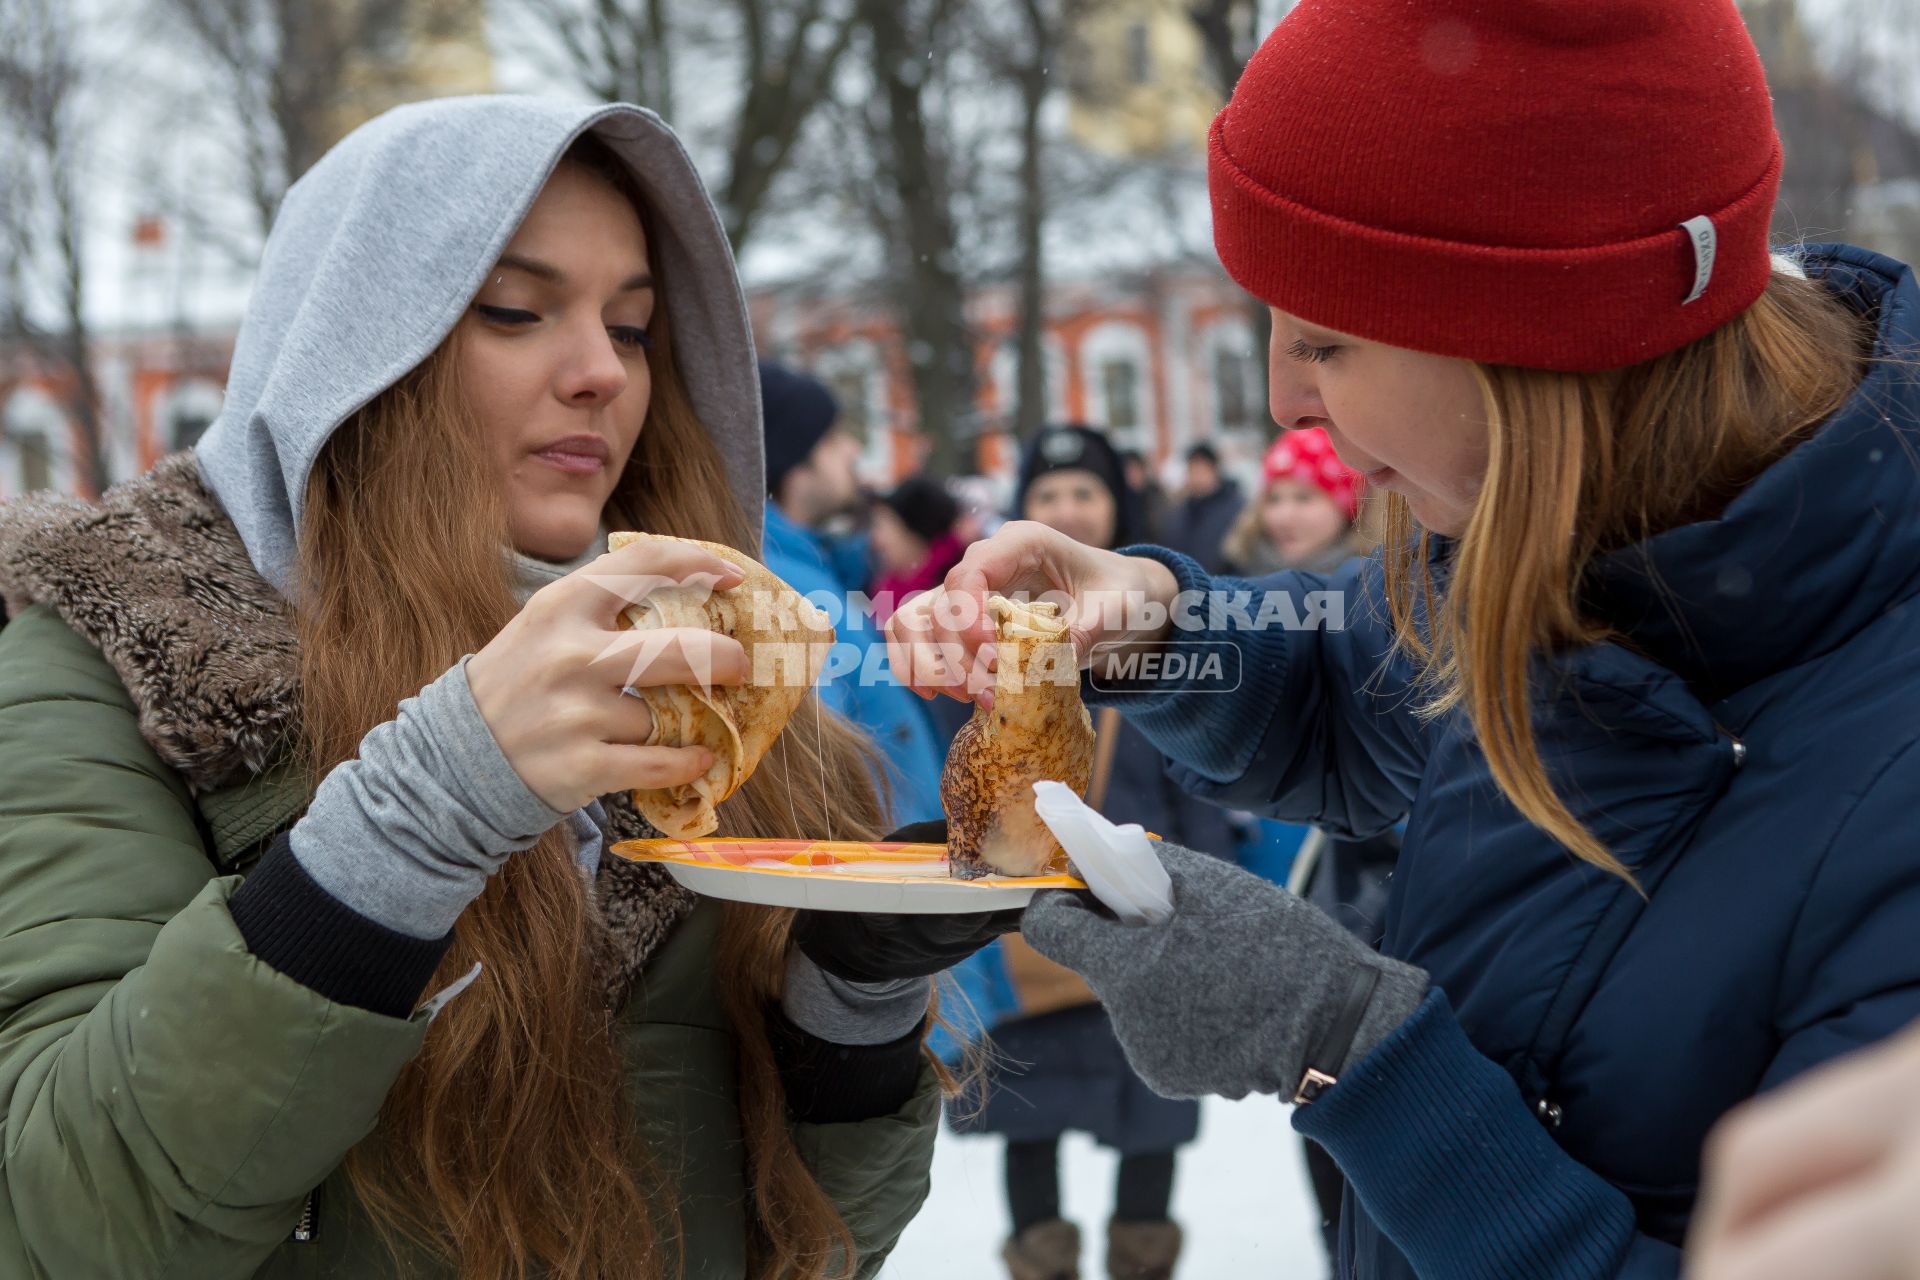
[610,326,655,352]
[477,305,538,325]
[1287,338,1338,364]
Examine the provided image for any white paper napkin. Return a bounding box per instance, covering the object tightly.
[1031,781,1175,924]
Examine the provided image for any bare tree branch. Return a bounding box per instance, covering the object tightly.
[0,0,110,493]
[152,0,418,232]
[719,0,860,251]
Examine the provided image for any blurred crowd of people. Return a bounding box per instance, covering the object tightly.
[757,359,1383,1280]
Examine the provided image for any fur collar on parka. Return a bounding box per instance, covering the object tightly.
[0,450,696,1006]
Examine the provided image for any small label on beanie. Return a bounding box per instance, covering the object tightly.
[1682,216,1717,305]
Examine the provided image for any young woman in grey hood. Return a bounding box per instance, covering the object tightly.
[0,96,995,1279]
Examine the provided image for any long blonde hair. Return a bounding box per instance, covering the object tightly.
[297,148,897,1280]
[1384,263,1869,879]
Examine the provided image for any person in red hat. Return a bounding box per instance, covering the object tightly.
[887,2,1920,1277]
[1222,426,1368,577]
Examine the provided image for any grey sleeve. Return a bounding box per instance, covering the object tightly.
[781,950,932,1046]
[288,656,568,939]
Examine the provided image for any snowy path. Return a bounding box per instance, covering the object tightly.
[882,1095,1329,1279]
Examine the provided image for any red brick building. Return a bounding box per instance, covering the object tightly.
[751,264,1269,495]
[1,332,231,501]
[4,262,1266,504]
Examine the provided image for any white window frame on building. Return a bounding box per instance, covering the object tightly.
[1,386,75,499]
[1078,320,1156,454]
[1200,317,1263,436]
[989,333,1072,433]
[157,377,226,453]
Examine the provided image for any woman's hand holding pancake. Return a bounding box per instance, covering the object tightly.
[883,520,1181,708]
[467,536,748,813]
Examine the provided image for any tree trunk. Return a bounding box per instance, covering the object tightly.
[272,0,334,188]
[1189,0,1271,423]
[861,0,975,476]
[1188,0,1249,97]
[646,0,674,119]
[0,0,108,491]
[1011,1,1049,441]
[51,158,107,494]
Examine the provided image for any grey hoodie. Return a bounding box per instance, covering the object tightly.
[195,94,763,596]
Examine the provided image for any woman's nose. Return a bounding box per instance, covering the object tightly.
[1267,378,1326,432]
[1267,345,1324,429]
[557,327,629,405]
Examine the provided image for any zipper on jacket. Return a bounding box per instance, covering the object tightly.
[291,1188,319,1243]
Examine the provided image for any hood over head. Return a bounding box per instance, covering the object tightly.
[194,95,764,595]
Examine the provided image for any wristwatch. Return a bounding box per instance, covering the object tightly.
[1293,966,1381,1105]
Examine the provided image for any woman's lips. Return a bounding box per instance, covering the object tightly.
[533,436,610,475]
[1310,426,1388,485]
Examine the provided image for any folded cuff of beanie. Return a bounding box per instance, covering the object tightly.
[1206,116,1783,373]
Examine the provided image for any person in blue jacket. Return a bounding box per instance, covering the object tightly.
[885,3,1920,1277]
[944,425,1240,1280]
[758,361,944,825]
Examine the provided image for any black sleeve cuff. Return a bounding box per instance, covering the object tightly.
[227,833,455,1019]
[767,1007,925,1124]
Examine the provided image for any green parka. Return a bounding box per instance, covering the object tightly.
[0,457,938,1279]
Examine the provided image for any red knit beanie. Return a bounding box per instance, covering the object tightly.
[1208,0,1783,372]
[1263,427,1363,521]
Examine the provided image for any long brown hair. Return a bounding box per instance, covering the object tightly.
[297,144,895,1280]
[1384,262,1869,878]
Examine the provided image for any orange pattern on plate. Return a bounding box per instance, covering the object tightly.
[611,837,1085,887]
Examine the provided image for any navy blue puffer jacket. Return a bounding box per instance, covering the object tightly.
[1096,246,1920,1279]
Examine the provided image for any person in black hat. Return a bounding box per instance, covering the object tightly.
[757,361,946,824]
[869,475,965,624]
[761,360,863,528]
[1117,448,1165,545]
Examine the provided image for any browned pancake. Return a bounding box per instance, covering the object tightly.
[608,531,831,837]
[942,596,1095,877]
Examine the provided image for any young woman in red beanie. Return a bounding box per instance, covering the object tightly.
[1222,426,1368,577]
[887,2,1920,1277]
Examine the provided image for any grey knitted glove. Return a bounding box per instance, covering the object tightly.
[1022,840,1429,1101]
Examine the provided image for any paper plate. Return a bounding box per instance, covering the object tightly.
[610,838,1084,914]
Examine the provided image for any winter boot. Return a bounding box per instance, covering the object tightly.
[1106,1219,1183,1280]
[1002,1218,1081,1280]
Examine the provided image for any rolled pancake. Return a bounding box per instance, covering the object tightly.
[941,595,1095,877]
[607,531,833,837]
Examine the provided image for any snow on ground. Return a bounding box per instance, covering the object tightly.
[883,1095,1329,1279]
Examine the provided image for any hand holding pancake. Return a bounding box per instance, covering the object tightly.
[466,534,749,814]
[606,531,834,837]
[883,520,1181,706]
[941,596,1095,878]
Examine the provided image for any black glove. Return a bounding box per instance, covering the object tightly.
[790,819,1025,983]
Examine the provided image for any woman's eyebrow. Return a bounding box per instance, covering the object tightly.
[494,253,654,292]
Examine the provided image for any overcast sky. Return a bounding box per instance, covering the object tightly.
[38,0,1920,336]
